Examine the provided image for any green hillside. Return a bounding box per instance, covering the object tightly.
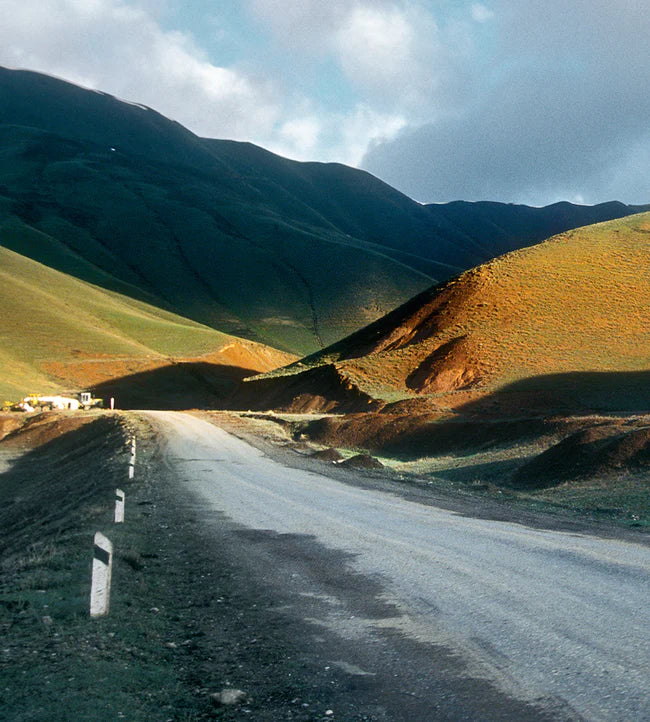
[1,67,646,356]
[0,246,293,401]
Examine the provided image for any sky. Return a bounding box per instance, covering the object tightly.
[1,0,649,206]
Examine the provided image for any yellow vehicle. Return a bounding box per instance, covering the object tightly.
[11,392,103,412]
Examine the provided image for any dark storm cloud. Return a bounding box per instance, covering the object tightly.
[362,1,650,205]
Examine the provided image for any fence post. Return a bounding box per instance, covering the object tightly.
[90,532,113,617]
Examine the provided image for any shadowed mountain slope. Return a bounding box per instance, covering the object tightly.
[237,212,650,414]
[1,66,647,356]
[0,246,294,401]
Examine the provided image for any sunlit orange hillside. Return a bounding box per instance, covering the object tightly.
[239,212,650,413]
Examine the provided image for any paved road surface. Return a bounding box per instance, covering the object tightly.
[146,411,650,720]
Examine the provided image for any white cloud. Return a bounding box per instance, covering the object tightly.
[334,5,429,99]
[471,3,494,23]
[248,1,453,116]
[276,116,322,158]
[335,105,407,166]
[0,0,280,141]
[266,104,406,166]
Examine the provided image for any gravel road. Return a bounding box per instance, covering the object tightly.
[146,411,650,721]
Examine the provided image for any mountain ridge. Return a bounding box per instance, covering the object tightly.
[2,66,648,356]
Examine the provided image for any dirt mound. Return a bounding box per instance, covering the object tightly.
[40,342,297,412]
[513,425,650,489]
[0,414,26,441]
[0,411,99,449]
[339,453,384,469]
[210,341,296,374]
[231,364,381,413]
[310,447,344,463]
[296,412,568,460]
[406,336,484,393]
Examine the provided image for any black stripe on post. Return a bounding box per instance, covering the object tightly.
[94,544,111,565]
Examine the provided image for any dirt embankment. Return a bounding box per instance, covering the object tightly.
[1,411,219,720]
[0,414,24,441]
[291,411,566,459]
[274,409,650,526]
[514,423,650,488]
[231,363,381,413]
[0,412,128,558]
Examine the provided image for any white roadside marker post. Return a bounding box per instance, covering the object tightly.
[90,532,113,618]
[110,397,115,410]
[114,489,125,523]
[128,444,136,479]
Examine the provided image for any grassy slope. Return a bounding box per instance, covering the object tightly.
[0,246,293,400]
[350,212,650,393]
[1,67,647,356]
[247,212,650,414]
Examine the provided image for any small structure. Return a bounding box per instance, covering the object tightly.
[13,391,103,412]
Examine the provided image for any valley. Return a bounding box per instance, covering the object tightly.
[1,66,647,364]
[1,65,649,722]
[1,67,648,531]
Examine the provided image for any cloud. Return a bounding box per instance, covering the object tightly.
[471,4,494,23]
[248,1,452,116]
[333,4,441,112]
[266,104,406,166]
[362,1,650,204]
[0,0,414,166]
[0,0,280,141]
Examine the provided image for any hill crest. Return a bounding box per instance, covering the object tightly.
[237,212,650,414]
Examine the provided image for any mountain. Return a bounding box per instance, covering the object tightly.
[0,245,294,405]
[1,66,647,356]
[236,212,650,415]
